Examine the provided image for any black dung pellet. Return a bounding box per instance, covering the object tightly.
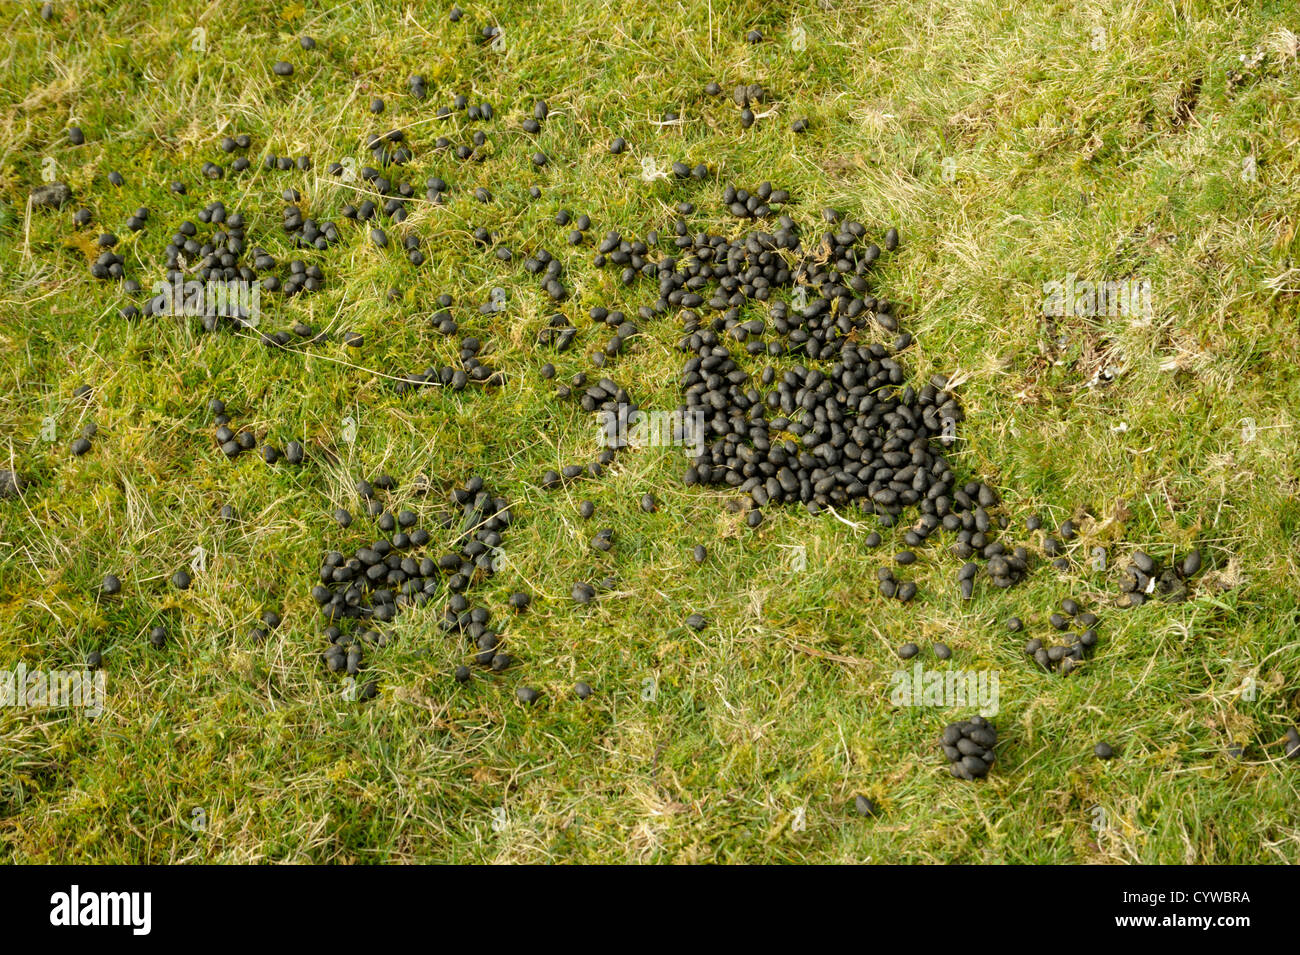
[172,569,191,590]
[273,61,294,76]
[574,681,592,699]
[640,492,657,513]
[149,625,167,648]
[1285,727,1300,760]
[578,500,595,519]
[685,613,707,631]
[516,686,539,704]
[941,716,996,780]
[933,642,952,660]
[610,137,626,154]
[1094,742,1114,760]
[693,544,707,563]
[1006,617,1023,632]
[454,665,471,683]
[101,574,121,595]
[897,642,919,660]
[854,795,877,817]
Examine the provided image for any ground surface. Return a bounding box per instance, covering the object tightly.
[2,0,1299,863]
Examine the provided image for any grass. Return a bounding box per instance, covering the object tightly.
[0,0,1298,863]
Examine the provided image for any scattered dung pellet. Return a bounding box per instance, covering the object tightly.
[864,532,882,547]
[932,642,952,660]
[171,569,191,590]
[100,574,121,595]
[897,642,919,660]
[571,581,595,604]
[67,126,85,145]
[516,686,539,705]
[333,507,352,527]
[640,492,657,513]
[272,61,294,76]
[578,500,595,519]
[894,550,916,565]
[0,469,26,499]
[692,544,707,563]
[685,613,707,631]
[30,181,72,207]
[610,137,626,154]
[149,625,167,648]
[1006,617,1023,632]
[1094,742,1114,760]
[70,437,91,456]
[508,592,530,611]
[854,794,877,817]
[86,650,102,668]
[1285,727,1300,760]
[454,665,471,683]
[574,681,592,700]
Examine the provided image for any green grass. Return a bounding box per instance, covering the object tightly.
[1,0,1298,863]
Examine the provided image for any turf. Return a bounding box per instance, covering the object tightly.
[1,0,1299,863]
